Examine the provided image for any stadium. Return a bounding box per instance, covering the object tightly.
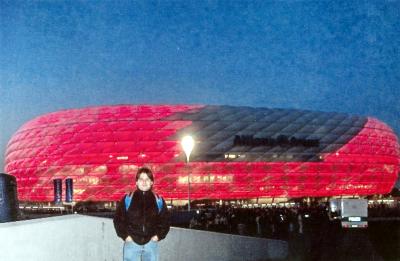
[4,105,400,204]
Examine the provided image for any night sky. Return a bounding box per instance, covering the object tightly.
[1,1,399,176]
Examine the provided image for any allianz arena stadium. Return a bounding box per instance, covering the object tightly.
[4,105,400,203]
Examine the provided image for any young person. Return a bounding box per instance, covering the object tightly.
[113,167,170,261]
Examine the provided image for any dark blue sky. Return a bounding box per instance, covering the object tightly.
[1,1,399,172]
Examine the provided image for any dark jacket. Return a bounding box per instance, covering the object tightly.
[113,190,170,245]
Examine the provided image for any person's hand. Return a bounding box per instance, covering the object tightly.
[151,235,159,241]
[125,236,133,242]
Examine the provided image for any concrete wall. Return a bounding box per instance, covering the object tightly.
[164,227,288,261]
[0,215,288,261]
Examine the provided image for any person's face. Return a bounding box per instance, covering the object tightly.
[136,173,153,191]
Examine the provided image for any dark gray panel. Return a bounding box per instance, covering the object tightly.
[164,105,367,162]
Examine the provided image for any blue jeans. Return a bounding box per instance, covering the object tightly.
[123,240,159,261]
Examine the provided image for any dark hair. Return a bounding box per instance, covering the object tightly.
[136,167,154,182]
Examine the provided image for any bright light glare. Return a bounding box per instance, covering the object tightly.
[181,135,195,162]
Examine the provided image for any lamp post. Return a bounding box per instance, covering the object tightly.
[181,135,194,212]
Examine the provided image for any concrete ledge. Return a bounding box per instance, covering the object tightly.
[0,215,288,261]
[164,227,288,261]
[0,215,120,261]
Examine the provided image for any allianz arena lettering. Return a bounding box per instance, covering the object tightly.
[233,135,320,148]
[4,105,400,202]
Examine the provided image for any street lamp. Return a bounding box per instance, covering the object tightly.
[181,135,194,211]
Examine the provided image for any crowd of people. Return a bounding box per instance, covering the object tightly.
[171,204,327,240]
[368,203,400,217]
[171,202,400,240]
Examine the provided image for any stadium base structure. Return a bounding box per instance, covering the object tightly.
[5,105,400,202]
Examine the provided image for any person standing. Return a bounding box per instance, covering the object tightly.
[113,167,170,261]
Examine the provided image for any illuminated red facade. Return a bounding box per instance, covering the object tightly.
[4,105,400,202]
